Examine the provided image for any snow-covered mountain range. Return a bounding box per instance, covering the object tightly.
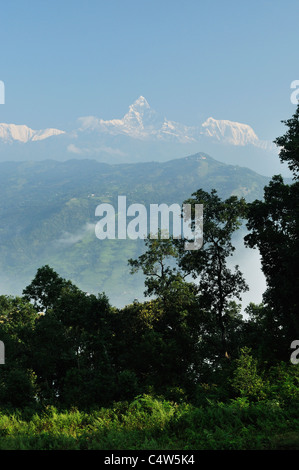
[0,96,273,148]
[0,123,65,143]
[76,95,274,150]
[0,96,286,177]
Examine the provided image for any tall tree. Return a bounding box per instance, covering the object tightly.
[274,103,299,179]
[178,189,248,359]
[128,235,202,393]
[128,190,248,391]
[245,105,299,358]
[22,265,76,313]
[22,266,117,407]
[0,296,39,407]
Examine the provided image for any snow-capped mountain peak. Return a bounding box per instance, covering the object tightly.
[201,117,259,146]
[201,117,275,150]
[122,95,158,133]
[78,95,162,139]
[131,95,150,109]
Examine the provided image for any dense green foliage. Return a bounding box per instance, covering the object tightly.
[0,391,298,450]
[0,107,298,449]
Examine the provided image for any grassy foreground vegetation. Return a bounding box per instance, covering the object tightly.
[0,349,298,450]
[0,392,298,450]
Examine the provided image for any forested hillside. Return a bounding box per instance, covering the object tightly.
[0,153,270,305]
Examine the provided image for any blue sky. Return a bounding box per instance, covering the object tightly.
[0,0,298,141]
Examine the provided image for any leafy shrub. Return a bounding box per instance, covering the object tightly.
[231,347,267,401]
[264,362,299,403]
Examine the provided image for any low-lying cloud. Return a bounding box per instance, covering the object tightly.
[67,143,127,157]
[55,223,95,247]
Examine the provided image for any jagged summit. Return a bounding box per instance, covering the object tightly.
[76,96,274,149]
[132,95,150,108]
